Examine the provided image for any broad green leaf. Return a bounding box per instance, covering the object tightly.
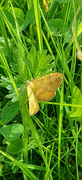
[7,138,23,154]
[69,85,82,118]
[47,19,64,36]
[4,8,24,27]
[21,8,35,31]
[1,101,19,124]
[0,123,24,141]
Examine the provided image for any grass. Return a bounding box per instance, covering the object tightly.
[0,0,82,180]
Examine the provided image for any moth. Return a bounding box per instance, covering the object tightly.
[26,73,62,116]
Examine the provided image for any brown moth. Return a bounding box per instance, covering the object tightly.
[27,73,62,116]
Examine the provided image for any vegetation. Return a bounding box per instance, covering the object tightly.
[0,0,82,179]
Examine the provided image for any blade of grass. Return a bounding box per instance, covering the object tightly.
[0,12,11,62]
[33,0,43,52]
[58,72,64,180]
[75,122,79,180]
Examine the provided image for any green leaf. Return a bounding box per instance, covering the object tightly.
[12,7,24,21]
[47,19,64,36]
[0,123,24,141]
[26,46,54,79]
[7,138,23,154]
[69,85,82,119]
[20,8,35,31]
[1,100,19,124]
[4,8,24,28]
[64,29,73,43]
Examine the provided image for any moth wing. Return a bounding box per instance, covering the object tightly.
[32,73,62,101]
[33,73,62,92]
[27,81,39,116]
[35,91,56,101]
